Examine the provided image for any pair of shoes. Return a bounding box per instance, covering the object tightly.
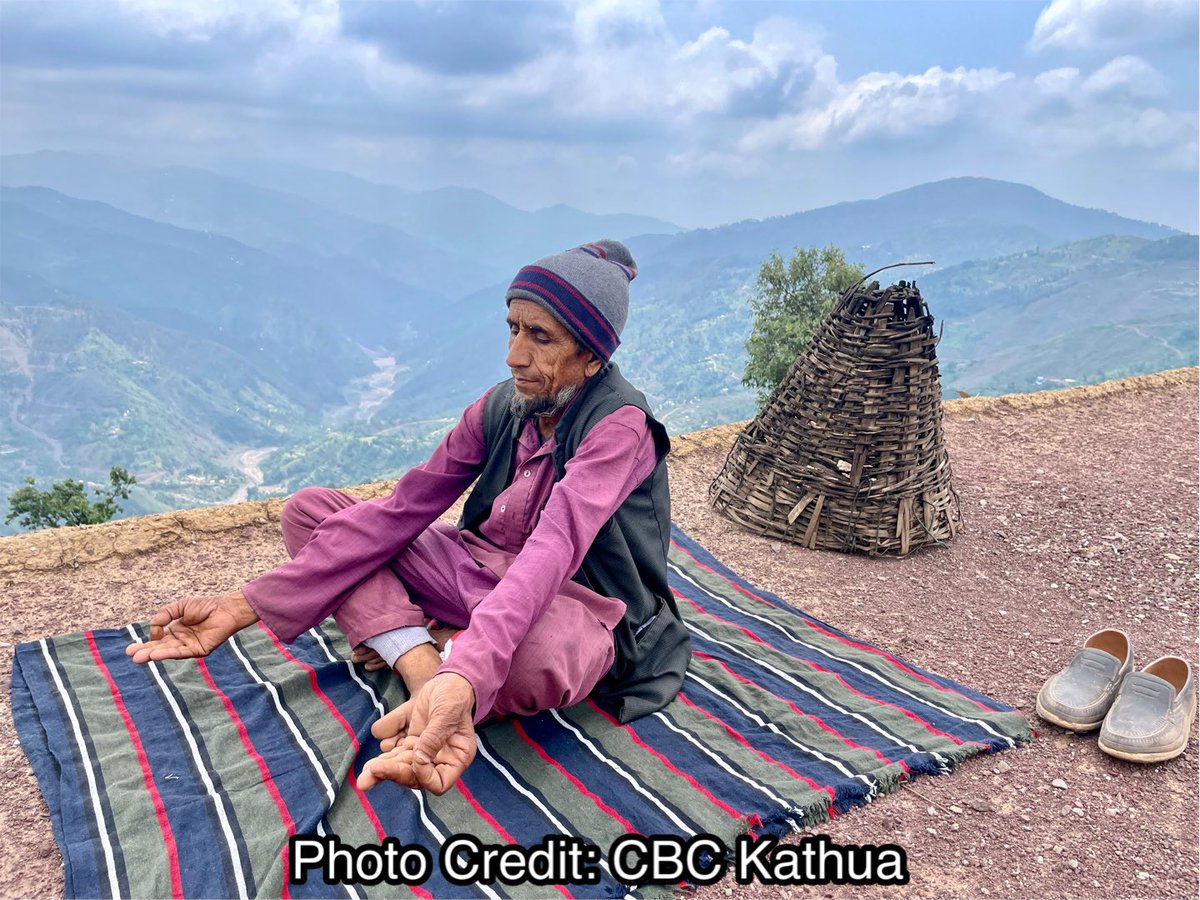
[1035,629,1196,764]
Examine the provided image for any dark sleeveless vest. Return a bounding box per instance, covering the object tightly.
[458,363,690,723]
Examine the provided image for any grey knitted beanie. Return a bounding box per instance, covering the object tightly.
[505,239,637,362]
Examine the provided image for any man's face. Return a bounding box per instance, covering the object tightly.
[505,299,601,418]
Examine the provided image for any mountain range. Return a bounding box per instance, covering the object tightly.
[0,150,1194,527]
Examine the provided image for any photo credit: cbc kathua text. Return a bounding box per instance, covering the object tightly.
[288,833,910,888]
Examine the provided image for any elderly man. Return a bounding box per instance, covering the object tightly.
[126,239,690,795]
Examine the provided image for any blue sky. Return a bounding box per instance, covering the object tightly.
[1,0,1196,231]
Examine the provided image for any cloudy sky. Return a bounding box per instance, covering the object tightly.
[1,0,1196,231]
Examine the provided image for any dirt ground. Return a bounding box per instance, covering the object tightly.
[2,369,1197,899]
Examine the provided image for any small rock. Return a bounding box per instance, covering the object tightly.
[1036,856,1045,864]
[1051,778,1069,790]
[950,805,963,814]
[1067,860,1080,870]
[1136,871,1152,881]
[996,760,1012,773]
[926,827,937,836]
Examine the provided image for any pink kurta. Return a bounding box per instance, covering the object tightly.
[242,390,658,720]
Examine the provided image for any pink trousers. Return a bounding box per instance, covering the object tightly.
[279,487,618,718]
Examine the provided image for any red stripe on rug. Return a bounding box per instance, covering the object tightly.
[585,699,745,823]
[682,594,981,748]
[260,625,388,842]
[197,658,295,898]
[670,538,1000,713]
[692,651,904,773]
[85,632,184,899]
[510,719,637,834]
[679,592,768,644]
[455,782,573,900]
[676,692,836,803]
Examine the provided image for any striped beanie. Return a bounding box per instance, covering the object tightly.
[505,240,637,362]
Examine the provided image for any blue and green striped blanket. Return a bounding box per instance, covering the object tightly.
[12,527,1030,898]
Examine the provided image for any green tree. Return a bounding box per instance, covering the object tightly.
[5,467,137,531]
[743,244,865,403]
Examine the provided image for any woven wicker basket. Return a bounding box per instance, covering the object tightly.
[709,277,959,557]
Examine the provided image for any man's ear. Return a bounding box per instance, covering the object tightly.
[584,355,602,378]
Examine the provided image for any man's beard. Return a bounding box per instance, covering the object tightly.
[510,384,578,421]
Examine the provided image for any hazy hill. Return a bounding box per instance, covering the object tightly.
[1,151,679,295]
[0,151,500,300]
[629,177,1176,274]
[214,159,681,275]
[0,186,379,403]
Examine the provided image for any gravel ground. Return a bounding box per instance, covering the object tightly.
[2,373,1197,899]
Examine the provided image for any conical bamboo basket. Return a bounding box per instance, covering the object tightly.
[710,277,959,557]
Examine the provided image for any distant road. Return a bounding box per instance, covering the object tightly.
[226,447,276,504]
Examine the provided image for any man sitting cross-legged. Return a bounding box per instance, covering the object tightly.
[126,239,690,796]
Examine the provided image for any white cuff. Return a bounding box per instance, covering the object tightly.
[362,626,435,669]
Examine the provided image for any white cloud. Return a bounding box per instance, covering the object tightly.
[442,8,829,132]
[666,18,826,119]
[1030,0,1198,52]
[726,50,1194,182]
[571,0,667,46]
[116,0,337,40]
[739,65,1014,153]
[1020,56,1196,166]
[1033,67,1082,95]
[1082,54,1168,98]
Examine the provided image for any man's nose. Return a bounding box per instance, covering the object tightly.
[506,334,530,370]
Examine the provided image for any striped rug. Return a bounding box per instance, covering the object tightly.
[12,526,1030,898]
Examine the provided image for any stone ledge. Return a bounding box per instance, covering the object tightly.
[0,480,397,576]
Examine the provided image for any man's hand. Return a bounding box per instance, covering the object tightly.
[125,592,259,664]
[357,673,477,795]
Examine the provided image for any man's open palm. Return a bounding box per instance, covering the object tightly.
[125,592,259,664]
[358,673,477,795]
